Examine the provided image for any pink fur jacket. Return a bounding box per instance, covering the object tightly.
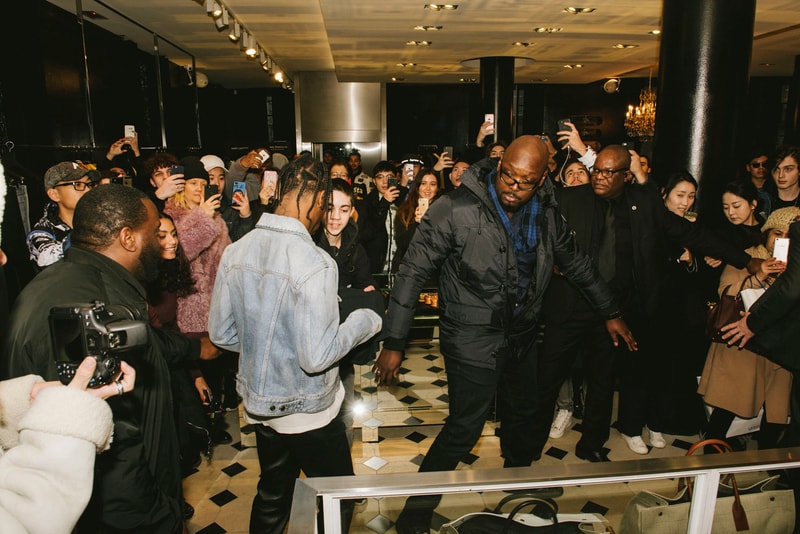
[164,202,232,336]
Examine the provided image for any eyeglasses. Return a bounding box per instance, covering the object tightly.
[772,165,797,175]
[55,180,97,191]
[497,170,538,191]
[591,167,627,180]
[749,161,767,168]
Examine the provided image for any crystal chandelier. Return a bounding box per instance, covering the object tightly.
[625,75,656,140]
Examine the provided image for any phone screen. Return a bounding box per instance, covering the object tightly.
[124,124,136,138]
[263,170,278,189]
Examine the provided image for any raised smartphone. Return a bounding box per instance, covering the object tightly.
[418,197,429,217]
[263,170,278,189]
[124,124,136,138]
[443,145,454,156]
[484,113,494,125]
[170,165,184,176]
[232,180,247,206]
[404,163,415,179]
[258,149,270,163]
[557,118,571,147]
[204,184,219,202]
[773,237,790,263]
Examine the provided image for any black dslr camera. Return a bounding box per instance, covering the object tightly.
[49,301,148,388]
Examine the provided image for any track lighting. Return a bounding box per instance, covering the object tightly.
[274,71,284,83]
[245,35,257,57]
[205,0,222,17]
[228,21,241,41]
[214,8,229,30]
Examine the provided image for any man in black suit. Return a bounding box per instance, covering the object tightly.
[530,145,760,462]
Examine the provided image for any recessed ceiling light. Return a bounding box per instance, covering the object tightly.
[649,29,661,35]
[406,40,432,46]
[564,7,595,14]
[391,77,405,81]
[512,42,533,47]
[563,64,584,69]
[612,43,638,49]
[396,63,417,67]
[425,4,458,10]
[459,77,477,82]
[533,27,562,33]
[414,25,443,31]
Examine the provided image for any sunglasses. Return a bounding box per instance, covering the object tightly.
[749,161,767,168]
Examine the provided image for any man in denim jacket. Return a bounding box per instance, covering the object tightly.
[209,155,382,533]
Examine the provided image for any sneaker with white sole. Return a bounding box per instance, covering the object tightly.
[622,433,649,454]
[648,429,667,448]
[549,409,574,439]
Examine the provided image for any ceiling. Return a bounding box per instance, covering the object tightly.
[47,0,800,89]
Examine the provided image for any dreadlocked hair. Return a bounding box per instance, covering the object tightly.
[276,154,331,222]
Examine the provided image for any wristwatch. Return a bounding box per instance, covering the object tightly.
[605,310,623,320]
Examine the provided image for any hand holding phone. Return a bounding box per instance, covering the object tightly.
[418,197,429,215]
[204,184,219,202]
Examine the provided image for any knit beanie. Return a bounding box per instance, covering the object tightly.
[761,207,800,233]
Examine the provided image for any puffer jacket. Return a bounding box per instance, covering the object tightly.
[383,158,617,369]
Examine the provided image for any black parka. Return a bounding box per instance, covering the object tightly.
[383,158,617,368]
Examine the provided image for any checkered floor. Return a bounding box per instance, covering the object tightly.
[183,340,766,533]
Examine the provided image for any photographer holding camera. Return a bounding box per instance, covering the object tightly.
[98,129,146,187]
[4,184,211,533]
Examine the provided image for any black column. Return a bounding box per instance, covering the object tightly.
[480,57,514,144]
[653,0,756,227]
[785,55,800,146]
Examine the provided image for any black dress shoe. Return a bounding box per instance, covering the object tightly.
[575,447,610,462]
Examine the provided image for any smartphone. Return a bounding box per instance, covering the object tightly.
[557,118,571,147]
[263,170,278,189]
[387,177,399,189]
[418,197,429,216]
[204,184,219,202]
[170,165,184,177]
[773,237,790,263]
[124,124,136,138]
[484,113,494,125]
[258,149,270,163]
[443,145,454,157]
[232,180,247,206]
[403,163,415,182]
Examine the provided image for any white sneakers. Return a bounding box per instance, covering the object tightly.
[549,409,574,439]
[621,434,649,454]
[622,429,668,454]
[648,429,667,449]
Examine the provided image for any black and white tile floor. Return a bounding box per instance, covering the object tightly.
[182,341,760,533]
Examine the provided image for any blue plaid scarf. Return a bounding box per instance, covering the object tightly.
[486,170,541,255]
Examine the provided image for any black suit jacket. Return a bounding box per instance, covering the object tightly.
[747,221,800,371]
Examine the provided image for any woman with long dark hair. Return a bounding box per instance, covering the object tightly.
[392,167,442,271]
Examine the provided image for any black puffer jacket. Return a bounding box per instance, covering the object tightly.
[383,158,617,368]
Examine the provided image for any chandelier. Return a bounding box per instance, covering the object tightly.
[625,77,656,140]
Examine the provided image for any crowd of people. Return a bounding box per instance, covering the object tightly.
[1,119,800,533]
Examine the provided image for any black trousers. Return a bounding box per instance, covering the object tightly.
[531,306,616,455]
[398,338,538,527]
[250,414,354,534]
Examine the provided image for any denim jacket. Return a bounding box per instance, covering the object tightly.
[209,213,382,418]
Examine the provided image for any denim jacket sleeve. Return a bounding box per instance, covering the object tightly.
[208,258,240,353]
[294,264,382,374]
